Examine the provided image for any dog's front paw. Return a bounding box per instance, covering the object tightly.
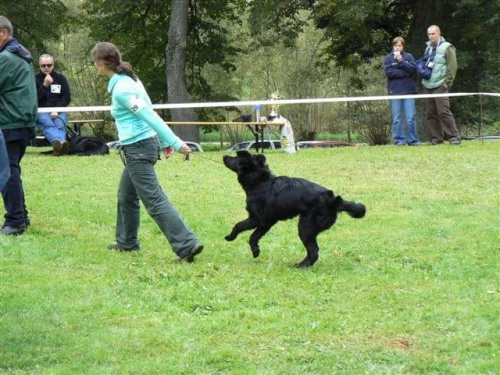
[295,261,313,268]
[225,234,236,241]
[251,247,260,258]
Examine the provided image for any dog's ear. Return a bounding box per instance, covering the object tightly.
[254,153,267,165]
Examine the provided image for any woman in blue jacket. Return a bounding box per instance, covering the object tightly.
[92,42,203,263]
[383,37,421,146]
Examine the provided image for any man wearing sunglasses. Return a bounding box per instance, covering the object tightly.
[35,54,72,155]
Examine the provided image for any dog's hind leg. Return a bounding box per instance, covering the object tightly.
[249,224,274,258]
[296,216,322,268]
[225,217,257,241]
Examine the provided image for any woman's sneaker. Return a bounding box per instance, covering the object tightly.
[106,243,140,252]
[177,243,204,263]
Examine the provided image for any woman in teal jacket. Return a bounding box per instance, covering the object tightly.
[92,42,203,262]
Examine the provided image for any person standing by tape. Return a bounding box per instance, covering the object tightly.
[383,36,421,146]
[91,42,203,263]
[422,25,461,145]
[0,16,37,236]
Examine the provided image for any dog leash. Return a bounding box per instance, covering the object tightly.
[184,152,225,165]
[111,142,223,166]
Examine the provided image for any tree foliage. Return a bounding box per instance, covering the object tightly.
[2,0,497,143]
[0,0,76,57]
[82,0,245,103]
[246,0,499,137]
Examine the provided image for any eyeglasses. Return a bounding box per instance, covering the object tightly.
[40,64,53,68]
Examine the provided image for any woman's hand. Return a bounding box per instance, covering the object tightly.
[162,146,175,158]
[162,144,191,159]
[177,143,192,155]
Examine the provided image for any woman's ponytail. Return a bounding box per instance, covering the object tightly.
[117,61,136,80]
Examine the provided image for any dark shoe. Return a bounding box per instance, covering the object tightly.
[52,140,62,156]
[177,243,204,263]
[61,140,70,155]
[106,243,140,252]
[1,225,26,236]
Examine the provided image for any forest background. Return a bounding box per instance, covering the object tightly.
[1,0,498,145]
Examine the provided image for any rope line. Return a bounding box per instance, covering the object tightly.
[37,92,499,113]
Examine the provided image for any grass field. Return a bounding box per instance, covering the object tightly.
[1,141,498,374]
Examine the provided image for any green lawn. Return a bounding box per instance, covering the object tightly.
[1,141,498,374]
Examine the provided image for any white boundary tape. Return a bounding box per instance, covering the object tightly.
[38,92,499,113]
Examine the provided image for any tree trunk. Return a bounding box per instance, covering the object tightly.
[166,0,200,142]
[407,0,446,56]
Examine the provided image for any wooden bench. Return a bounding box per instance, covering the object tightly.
[68,119,105,136]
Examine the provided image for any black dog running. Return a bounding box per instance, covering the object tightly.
[223,151,366,268]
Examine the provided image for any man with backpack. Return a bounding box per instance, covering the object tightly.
[422,25,461,145]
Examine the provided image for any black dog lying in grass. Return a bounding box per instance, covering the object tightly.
[37,134,109,156]
[223,151,366,268]
[68,134,109,156]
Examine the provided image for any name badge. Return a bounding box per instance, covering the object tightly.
[51,84,62,94]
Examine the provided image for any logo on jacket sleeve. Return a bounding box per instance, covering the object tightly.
[126,96,147,113]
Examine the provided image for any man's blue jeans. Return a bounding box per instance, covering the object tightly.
[390,98,420,145]
[36,112,68,143]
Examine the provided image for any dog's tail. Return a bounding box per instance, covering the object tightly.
[333,195,366,219]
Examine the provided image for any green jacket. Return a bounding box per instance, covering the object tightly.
[422,37,458,89]
[0,40,37,130]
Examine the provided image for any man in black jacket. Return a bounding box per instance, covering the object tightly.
[0,16,37,235]
[35,54,72,156]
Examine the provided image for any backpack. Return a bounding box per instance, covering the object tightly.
[416,55,433,80]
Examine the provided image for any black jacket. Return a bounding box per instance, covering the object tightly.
[35,70,71,108]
